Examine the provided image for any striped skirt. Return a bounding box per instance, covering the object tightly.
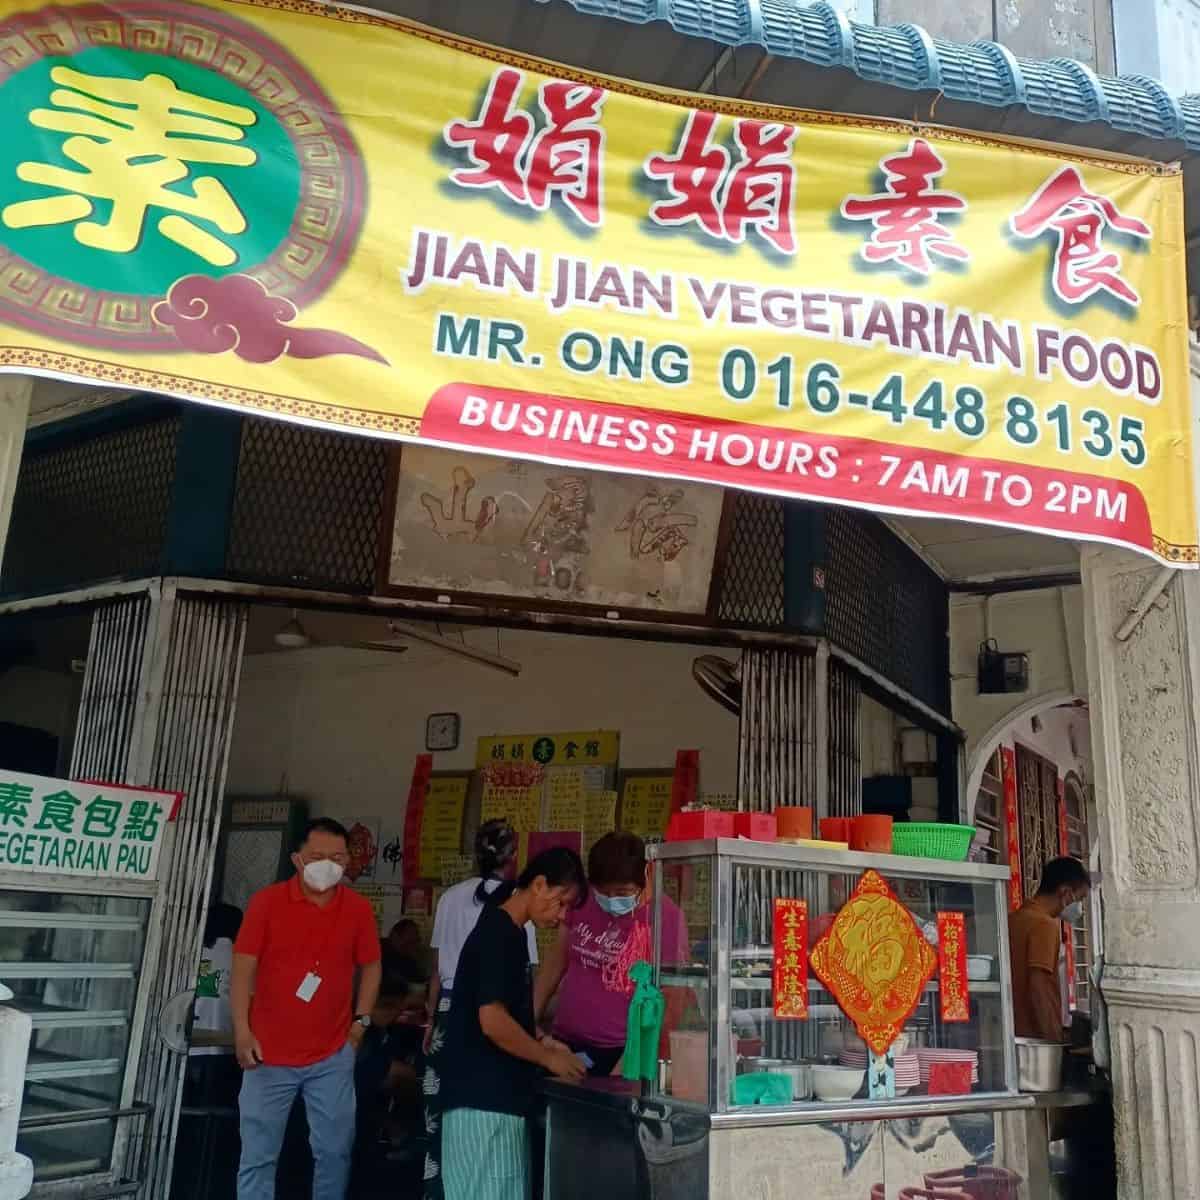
[441,1108,531,1200]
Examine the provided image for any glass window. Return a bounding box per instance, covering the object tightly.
[0,890,150,1182]
[657,859,713,1106]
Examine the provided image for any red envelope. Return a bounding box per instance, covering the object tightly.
[927,1061,973,1095]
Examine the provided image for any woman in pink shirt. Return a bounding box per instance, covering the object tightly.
[534,832,688,1076]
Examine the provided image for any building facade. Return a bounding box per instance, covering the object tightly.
[0,0,1197,1196]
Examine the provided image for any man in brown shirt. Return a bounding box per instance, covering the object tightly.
[1008,856,1090,1041]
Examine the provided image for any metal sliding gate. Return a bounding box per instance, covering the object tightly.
[70,584,248,1200]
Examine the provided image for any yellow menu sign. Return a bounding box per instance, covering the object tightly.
[476,731,619,769]
[419,776,468,879]
[620,775,674,839]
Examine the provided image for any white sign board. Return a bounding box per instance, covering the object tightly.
[0,770,180,882]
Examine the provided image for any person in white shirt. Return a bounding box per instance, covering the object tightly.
[422,820,537,1200]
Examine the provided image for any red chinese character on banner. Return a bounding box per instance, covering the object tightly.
[443,67,605,226]
[840,137,968,274]
[527,82,606,225]
[645,111,797,254]
[1010,165,1151,307]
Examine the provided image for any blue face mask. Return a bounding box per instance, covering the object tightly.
[596,892,638,918]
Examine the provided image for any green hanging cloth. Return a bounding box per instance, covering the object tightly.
[622,960,665,1083]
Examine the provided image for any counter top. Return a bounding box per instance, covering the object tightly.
[544,1076,1105,1125]
[1026,1086,1106,1110]
[542,1076,644,1115]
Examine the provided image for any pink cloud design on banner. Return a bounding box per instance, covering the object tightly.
[153,275,388,366]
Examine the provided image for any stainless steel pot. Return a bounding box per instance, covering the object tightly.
[1015,1038,1064,1092]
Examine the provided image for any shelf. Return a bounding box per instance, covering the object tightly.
[664,974,1002,996]
[1,962,134,980]
[26,1049,122,1082]
[0,912,143,931]
[25,1003,129,1031]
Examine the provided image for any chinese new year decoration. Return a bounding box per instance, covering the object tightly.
[772,898,809,1019]
[402,753,433,878]
[1057,777,1079,1009]
[809,869,937,1054]
[1000,747,1023,912]
[937,911,970,1023]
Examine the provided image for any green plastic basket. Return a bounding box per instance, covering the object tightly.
[891,822,976,862]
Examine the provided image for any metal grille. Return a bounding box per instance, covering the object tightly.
[735,647,814,1063]
[828,660,862,818]
[136,595,247,1200]
[70,593,153,784]
[737,647,816,811]
[716,492,785,627]
[823,508,949,713]
[70,590,247,1200]
[2,415,179,596]
[1017,744,1059,902]
[225,418,389,592]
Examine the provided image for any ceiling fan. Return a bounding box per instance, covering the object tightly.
[269,611,521,676]
[271,609,408,656]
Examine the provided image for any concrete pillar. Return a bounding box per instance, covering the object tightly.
[0,377,30,576]
[0,378,31,1200]
[1081,546,1200,1199]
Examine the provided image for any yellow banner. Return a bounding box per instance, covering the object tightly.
[0,0,1192,563]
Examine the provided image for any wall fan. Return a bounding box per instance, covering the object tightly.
[692,655,741,715]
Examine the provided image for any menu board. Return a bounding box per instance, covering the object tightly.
[583,790,618,865]
[482,784,541,833]
[419,776,468,879]
[547,768,586,831]
[621,774,673,840]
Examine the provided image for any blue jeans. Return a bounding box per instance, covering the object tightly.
[237,1042,356,1200]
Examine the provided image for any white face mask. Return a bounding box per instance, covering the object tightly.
[1061,900,1084,924]
[302,860,344,892]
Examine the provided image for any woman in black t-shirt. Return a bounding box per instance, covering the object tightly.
[438,848,588,1200]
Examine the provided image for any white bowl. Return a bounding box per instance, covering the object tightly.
[812,1065,864,1102]
[967,955,993,981]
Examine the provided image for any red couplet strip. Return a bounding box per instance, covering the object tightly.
[773,897,809,1019]
[937,911,970,1023]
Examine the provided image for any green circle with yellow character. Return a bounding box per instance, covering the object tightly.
[0,48,300,296]
[0,0,365,353]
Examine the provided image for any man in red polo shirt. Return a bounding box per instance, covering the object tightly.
[231,818,382,1200]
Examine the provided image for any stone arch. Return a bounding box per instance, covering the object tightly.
[963,689,1085,824]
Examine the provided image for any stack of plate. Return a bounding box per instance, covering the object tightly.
[916,1047,979,1084]
[839,1049,920,1090]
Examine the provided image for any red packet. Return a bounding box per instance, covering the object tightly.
[772,898,809,1019]
[928,1061,972,1095]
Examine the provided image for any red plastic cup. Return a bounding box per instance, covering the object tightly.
[819,817,851,843]
[850,814,893,853]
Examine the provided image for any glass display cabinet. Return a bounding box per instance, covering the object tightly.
[649,839,1017,1117]
[0,886,153,1192]
[544,840,1096,1200]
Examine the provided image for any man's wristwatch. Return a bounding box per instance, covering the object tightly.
[353,1014,371,1029]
